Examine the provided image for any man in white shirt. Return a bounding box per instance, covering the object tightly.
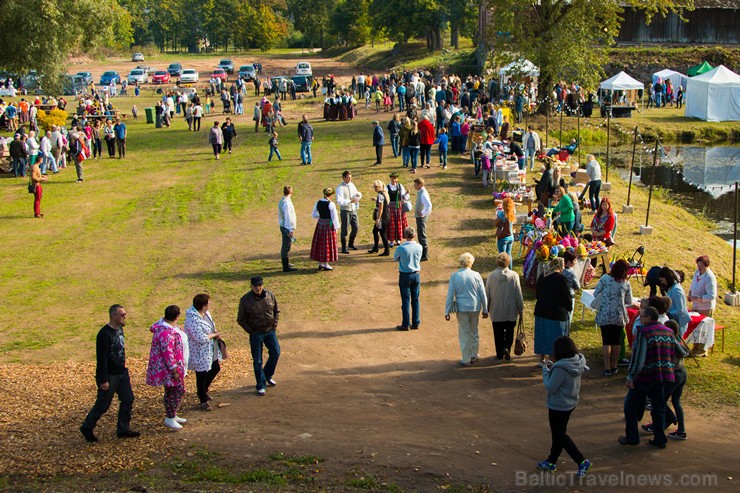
[39,130,58,174]
[357,73,366,98]
[335,170,362,254]
[413,177,433,261]
[278,185,298,272]
[581,154,602,211]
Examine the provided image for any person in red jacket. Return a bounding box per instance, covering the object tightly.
[418,116,435,169]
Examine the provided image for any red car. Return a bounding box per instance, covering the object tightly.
[211,68,228,82]
[151,70,170,84]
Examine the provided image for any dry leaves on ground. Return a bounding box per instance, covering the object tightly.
[0,349,251,478]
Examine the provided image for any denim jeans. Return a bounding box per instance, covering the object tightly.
[526,147,537,170]
[390,134,400,157]
[421,144,432,166]
[402,146,410,167]
[497,236,514,268]
[269,147,282,161]
[409,147,419,169]
[41,152,58,174]
[589,179,602,211]
[399,97,405,111]
[399,272,420,328]
[300,141,312,164]
[249,330,280,391]
[12,157,27,177]
[624,380,671,445]
[440,150,448,167]
[655,93,662,107]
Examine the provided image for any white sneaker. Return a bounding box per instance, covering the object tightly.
[174,416,187,424]
[164,417,183,430]
[256,388,266,396]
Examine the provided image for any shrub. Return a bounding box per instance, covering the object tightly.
[36,109,68,131]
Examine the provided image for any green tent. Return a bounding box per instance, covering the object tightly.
[688,61,713,77]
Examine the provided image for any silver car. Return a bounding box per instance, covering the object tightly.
[127,69,148,84]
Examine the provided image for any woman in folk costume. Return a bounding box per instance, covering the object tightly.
[386,172,410,246]
[310,187,341,271]
[338,92,348,121]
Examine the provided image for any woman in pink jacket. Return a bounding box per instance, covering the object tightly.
[146,305,188,430]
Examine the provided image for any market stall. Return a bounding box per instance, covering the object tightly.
[599,71,644,117]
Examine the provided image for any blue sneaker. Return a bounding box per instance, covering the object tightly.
[537,460,557,472]
[576,459,591,478]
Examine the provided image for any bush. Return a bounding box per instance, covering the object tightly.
[37,109,68,131]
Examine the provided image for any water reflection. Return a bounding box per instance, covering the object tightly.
[627,146,739,242]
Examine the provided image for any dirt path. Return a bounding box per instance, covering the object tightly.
[3,52,736,492]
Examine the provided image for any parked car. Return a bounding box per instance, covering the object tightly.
[76,71,93,85]
[180,69,199,84]
[99,71,121,85]
[218,59,234,74]
[22,71,44,94]
[132,52,145,62]
[136,65,151,75]
[127,69,148,84]
[211,68,227,82]
[151,70,171,84]
[291,75,313,93]
[239,64,256,81]
[167,63,183,77]
[63,74,86,96]
[295,61,312,76]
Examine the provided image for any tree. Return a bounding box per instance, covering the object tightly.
[288,0,334,48]
[329,0,372,46]
[486,0,693,113]
[0,0,131,92]
[369,0,446,50]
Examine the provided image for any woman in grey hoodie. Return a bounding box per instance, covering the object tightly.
[538,336,592,478]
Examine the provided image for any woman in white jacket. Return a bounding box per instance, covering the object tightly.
[184,293,222,411]
[445,253,489,366]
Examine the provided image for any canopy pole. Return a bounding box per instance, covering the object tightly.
[606,109,611,183]
[623,125,638,214]
[641,140,659,235]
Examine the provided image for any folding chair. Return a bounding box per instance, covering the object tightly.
[627,246,645,284]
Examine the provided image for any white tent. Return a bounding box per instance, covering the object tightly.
[653,69,688,91]
[600,71,644,91]
[685,65,740,122]
[499,59,539,78]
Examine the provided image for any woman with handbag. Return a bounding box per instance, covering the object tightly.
[534,258,573,367]
[386,172,409,246]
[445,252,489,366]
[184,294,223,411]
[592,259,633,376]
[494,197,516,269]
[485,252,523,360]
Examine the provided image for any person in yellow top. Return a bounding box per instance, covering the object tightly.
[374,89,383,113]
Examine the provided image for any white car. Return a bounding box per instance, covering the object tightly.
[295,61,312,76]
[132,52,145,62]
[127,69,148,84]
[180,69,199,84]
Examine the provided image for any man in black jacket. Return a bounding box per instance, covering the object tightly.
[80,304,139,442]
[237,277,281,396]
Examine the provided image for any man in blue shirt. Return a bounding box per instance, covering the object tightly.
[113,118,127,159]
[394,226,423,331]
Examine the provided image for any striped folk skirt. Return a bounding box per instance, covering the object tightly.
[387,204,408,243]
[310,218,338,262]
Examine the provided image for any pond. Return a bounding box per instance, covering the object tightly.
[617,145,740,246]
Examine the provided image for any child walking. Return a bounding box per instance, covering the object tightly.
[481,147,492,187]
[437,127,448,170]
[538,336,592,477]
[268,131,282,161]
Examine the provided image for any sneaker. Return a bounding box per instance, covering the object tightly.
[80,426,98,443]
[174,416,187,424]
[611,367,619,375]
[256,388,266,396]
[602,369,613,376]
[536,460,557,472]
[668,431,687,440]
[617,358,630,367]
[576,459,592,478]
[267,378,277,387]
[642,423,654,433]
[200,402,213,411]
[470,355,480,364]
[164,417,183,430]
[458,360,471,367]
